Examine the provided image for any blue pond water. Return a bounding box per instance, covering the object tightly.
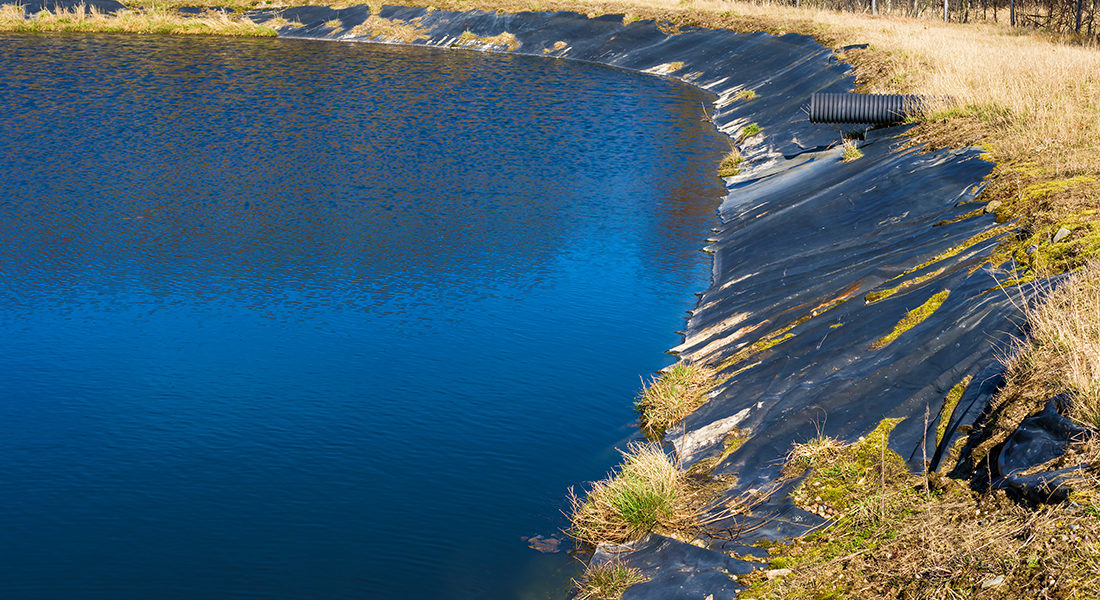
[0,34,727,598]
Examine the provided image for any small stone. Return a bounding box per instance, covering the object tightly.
[526,535,561,553]
[1026,244,1039,255]
[766,568,792,580]
[981,575,1005,589]
[1053,227,1072,243]
[984,200,1002,214]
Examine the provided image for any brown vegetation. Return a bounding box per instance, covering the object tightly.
[0,3,275,35]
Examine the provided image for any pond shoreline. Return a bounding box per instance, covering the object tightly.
[252,8,1022,598]
[2,6,1037,598]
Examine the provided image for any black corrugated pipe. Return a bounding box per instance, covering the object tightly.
[809,93,925,125]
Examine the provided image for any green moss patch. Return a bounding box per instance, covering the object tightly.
[936,375,972,445]
[872,289,950,350]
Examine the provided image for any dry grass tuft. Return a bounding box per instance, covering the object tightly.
[840,138,863,162]
[782,434,847,479]
[349,15,428,42]
[717,147,744,177]
[634,362,711,440]
[573,561,649,600]
[455,29,520,50]
[568,442,703,547]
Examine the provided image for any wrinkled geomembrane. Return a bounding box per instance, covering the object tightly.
[95,6,1034,596]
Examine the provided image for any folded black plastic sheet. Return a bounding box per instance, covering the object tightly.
[995,394,1086,503]
[244,7,1030,594]
[587,533,763,600]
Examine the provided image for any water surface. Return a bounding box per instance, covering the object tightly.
[0,33,727,598]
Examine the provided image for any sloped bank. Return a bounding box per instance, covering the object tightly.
[258,7,1022,597]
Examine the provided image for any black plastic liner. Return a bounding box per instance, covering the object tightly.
[202,8,1037,597]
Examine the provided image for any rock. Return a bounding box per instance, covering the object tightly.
[984,200,1002,214]
[981,575,1005,589]
[525,535,561,553]
[765,568,792,580]
[1053,227,1072,243]
[1026,244,1039,255]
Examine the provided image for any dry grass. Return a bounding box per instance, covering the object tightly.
[0,3,275,35]
[840,138,863,162]
[782,434,847,479]
[745,420,1100,599]
[972,262,1100,463]
[1025,262,1100,426]
[634,362,711,440]
[568,442,703,547]
[455,29,520,50]
[573,561,649,600]
[717,147,744,177]
[349,14,428,42]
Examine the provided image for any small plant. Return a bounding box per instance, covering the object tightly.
[634,362,711,440]
[783,434,847,479]
[737,89,757,100]
[737,122,761,142]
[574,562,648,600]
[668,60,685,71]
[569,442,696,546]
[717,148,743,177]
[324,18,341,30]
[841,138,863,162]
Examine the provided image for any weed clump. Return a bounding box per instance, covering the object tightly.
[840,138,862,162]
[568,442,699,546]
[737,122,761,142]
[634,362,711,440]
[573,561,648,600]
[717,148,743,177]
